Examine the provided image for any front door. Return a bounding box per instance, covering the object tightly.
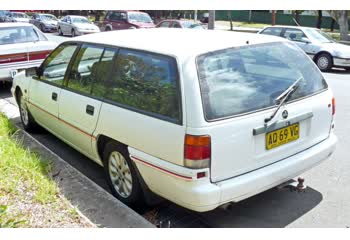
[28,43,79,134]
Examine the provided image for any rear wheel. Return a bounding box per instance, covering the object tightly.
[105,26,112,31]
[40,24,45,32]
[71,29,77,37]
[103,141,144,207]
[58,27,63,36]
[316,53,333,72]
[18,91,38,132]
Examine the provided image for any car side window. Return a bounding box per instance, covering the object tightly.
[159,21,171,28]
[105,49,181,122]
[40,44,78,86]
[66,44,105,94]
[108,11,124,21]
[172,22,182,28]
[261,27,283,37]
[283,28,307,42]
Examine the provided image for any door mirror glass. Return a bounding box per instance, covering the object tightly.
[25,67,39,77]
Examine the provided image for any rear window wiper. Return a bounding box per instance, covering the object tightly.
[264,76,303,124]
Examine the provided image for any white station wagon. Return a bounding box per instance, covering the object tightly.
[11,29,337,212]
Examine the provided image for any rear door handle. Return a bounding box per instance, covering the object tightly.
[52,92,58,101]
[86,105,94,116]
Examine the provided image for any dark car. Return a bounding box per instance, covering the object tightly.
[99,10,155,31]
[0,10,10,22]
[156,19,204,29]
[30,13,59,32]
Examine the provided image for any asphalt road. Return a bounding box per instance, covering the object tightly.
[1,32,349,227]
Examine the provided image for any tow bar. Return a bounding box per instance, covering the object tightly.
[277,177,307,192]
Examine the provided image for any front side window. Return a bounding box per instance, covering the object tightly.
[40,44,78,86]
[66,44,105,94]
[0,26,39,45]
[261,27,283,37]
[158,21,171,28]
[283,28,307,42]
[105,49,180,122]
[197,42,328,121]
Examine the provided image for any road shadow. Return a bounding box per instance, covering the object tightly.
[195,186,323,228]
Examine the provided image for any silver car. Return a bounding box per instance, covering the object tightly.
[258,26,350,72]
[58,15,100,37]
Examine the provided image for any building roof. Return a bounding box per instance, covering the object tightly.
[72,28,287,58]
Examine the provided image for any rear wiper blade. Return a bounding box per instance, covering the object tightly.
[264,76,303,124]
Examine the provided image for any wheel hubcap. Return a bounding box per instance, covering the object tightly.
[108,151,132,198]
[318,56,329,69]
[20,96,29,126]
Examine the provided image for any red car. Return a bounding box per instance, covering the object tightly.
[100,11,155,31]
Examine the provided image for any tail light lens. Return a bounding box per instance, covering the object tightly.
[184,134,211,169]
[332,97,335,115]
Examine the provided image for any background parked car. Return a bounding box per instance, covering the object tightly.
[0,23,57,82]
[6,12,30,23]
[97,10,155,31]
[258,26,350,72]
[58,15,100,37]
[156,19,204,29]
[0,10,10,22]
[30,13,59,33]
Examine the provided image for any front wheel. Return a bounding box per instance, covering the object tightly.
[18,91,38,132]
[344,67,350,72]
[40,24,45,32]
[316,53,333,72]
[58,27,63,36]
[71,29,76,37]
[103,141,144,207]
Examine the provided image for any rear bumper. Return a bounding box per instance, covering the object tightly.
[133,133,337,212]
[0,60,44,81]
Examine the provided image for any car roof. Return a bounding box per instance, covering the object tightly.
[67,15,87,18]
[263,25,318,31]
[0,22,33,28]
[72,28,287,58]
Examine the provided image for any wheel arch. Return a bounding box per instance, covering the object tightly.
[96,134,126,166]
[313,51,333,62]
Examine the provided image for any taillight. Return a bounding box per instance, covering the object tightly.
[184,134,211,169]
[332,97,335,115]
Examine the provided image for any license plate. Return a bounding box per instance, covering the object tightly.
[266,123,299,150]
[10,70,17,78]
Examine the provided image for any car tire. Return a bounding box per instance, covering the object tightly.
[18,91,38,132]
[316,53,333,72]
[103,141,144,207]
[71,29,76,37]
[105,26,111,31]
[40,24,45,33]
[58,27,63,36]
[344,67,350,72]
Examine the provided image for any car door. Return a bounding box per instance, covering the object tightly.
[58,44,115,157]
[282,28,314,56]
[27,43,79,134]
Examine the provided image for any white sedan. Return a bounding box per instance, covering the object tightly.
[0,23,57,82]
[58,15,100,37]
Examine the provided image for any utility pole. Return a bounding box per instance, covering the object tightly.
[208,10,215,30]
[194,10,197,21]
[272,10,276,26]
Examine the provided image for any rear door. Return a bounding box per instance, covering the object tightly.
[196,42,333,182]
[28,43,78,133]
[58,44,115,157]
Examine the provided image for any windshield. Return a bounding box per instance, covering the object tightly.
[0,11,9,17]
[128,12,153,23]
[12,13,27,18]
[304,28,334,43]
[72,17,90,23]
[182,22,204,29]
[197,42,328,121]
[41,14,57,21]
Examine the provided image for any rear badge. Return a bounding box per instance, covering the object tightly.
[282,110,288,119]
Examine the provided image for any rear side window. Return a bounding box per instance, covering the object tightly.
[66,44,105,94]
[158,21,171,28]
[197,42,328,121]
[105,49,181,123]
[260,27,283,37]
[283,28,307,42]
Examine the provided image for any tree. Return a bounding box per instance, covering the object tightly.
[316,10,322,29]
[292,10,303,25]
[227,11,233,31]
[208,10,215,30]
[272,10,276,25]
[327,10,349,41]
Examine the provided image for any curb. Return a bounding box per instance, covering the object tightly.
[0,98,155,228]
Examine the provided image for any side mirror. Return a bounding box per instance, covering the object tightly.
[26,67,39,77]
[301,37,311,44]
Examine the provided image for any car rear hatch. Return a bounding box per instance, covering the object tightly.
[196,42,334,183]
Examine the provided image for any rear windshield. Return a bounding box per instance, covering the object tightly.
[196,42,328,121]
[0,26,47,45]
